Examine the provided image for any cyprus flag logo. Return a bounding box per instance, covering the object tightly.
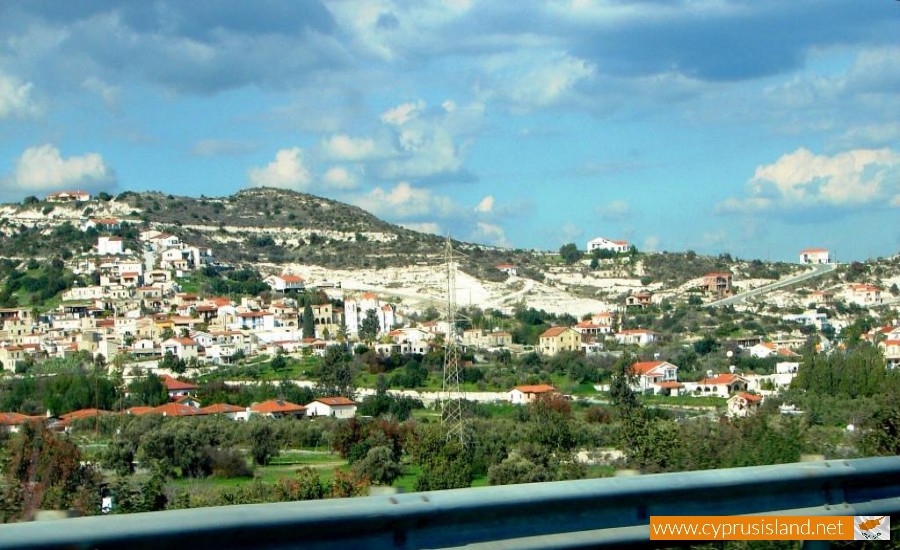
[854,516,890,541]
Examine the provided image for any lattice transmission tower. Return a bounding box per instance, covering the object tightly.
[441,236,466,445]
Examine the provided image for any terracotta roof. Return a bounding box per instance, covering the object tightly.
[882,339,900,346]
[126,406,155,415]
[277,275,304,283]
[699,374,743,385]
[359,292,377,300]
[312,397,357,407]
[238,311,272,318]
[617,329,653,335]
[250,400,305,414]
[495,264,515,269]
[631,361,668,375]
[60,408,113,420]
[800,248,828,253]
[736,392,762,403]
[511,384,556,394]
[540,326,573,338]
[201,403,245,414]
[160,374,198,391]
[655,381,685,389]
[151,403,204,416]
[0,412,40,426]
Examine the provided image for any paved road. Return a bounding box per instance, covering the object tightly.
[707,262,837,307]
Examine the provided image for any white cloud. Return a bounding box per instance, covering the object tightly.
[320,134,379,161]
[81,77,120,110]
[381,101,425,126]
[322,166,358,189]
[400,222,442,235]
[718,147,900,213]
[596,199,631,220]
[559,222,584,244]
[2,144,115,196]
[470,221,512,247]
[475,195,494,213]
[643,235,660,252]
[247,148,312,190]
[353,181,460,219]
[0,72,40,119]
[477,51,595,112]
[192,139,257,157]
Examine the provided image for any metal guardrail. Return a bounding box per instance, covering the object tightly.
[1,456,898,549]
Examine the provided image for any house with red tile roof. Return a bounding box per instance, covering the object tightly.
[495,264,517,276]
[799,248,830,264]
[159,374,198,399]
[727,392,763,417]
[249,400,305,418]
[306,397,357,419]
[151,402,204,417]
[0,412,45,433]
[689,373,748,398]
[614,329,657,347]
[507,384,557,405]
[629,361,681,395]
[538,326,580,356]
[200,403,246,419]
[265,274,306,292]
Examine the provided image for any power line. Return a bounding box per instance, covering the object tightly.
[441,236,465,446]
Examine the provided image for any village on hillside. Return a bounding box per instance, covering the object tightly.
[0,190,898,519]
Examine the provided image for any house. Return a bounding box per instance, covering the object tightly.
[844,284,882,307]
[249,399,305,419]
[265,274,306,293]
[747,342,800,360]
[343,293,395,338]
[47,190,90,202]
[879,339,900,369]
[799,248,830,264]
[306,397,357,419]
[97,236,124,256]
[200,403,246,420]
[159,374,198,399]
[507,384,557,405]
[690,373,748,398]
[700,272,733,297]
[86,218,121,231]
[727,392,762,418]
[57,408,113,431]
[614,329,657,347]
[0,412,44,433]
[151,402,205,417]
[234,311,275,331]
[495,264,517,276]
[538,326,581,356]
[574,321,606,340]
[625,293,652,309]
[630,361,681,395]
[587,237,630,254]
[174,395,202,409]
[161,338,199,361]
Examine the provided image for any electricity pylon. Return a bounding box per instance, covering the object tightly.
[441,236,466,446]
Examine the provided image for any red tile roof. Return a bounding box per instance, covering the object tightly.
[736,392,762,403]
[511,384,556,394]
[631,361,667,375]
[151,403,204,417]
[200,403,245,414]
[655,381,684,389]
[126,406,155,415]
[699,374,742,386]
[160,374,198,391]
[278,275,304,283]
[313,397,357,407]
[250,400,305,414]
[60,408,113,421]
[540,326,573,338]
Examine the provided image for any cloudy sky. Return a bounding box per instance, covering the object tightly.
[1,1,898,261]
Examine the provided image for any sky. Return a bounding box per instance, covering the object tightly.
[0,1,898,262]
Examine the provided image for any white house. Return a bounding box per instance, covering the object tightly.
[495,264,518,276]
[799,248,830,264]
[161,337,199,361]
[614,329,657,347]
[844,284,882,307]
[727,392,762,418]
[265,274,306,292]
[747,342,800,360]
[97,236,124,256]
[47,190,90,202]
[306,397,357,419]
[507,384,557,404]
[879,339,900,369]
[630,361,681,395]
[344,292,395,337]
[587,237,630,254]
[233,311,275,331]
[689,373,748,398]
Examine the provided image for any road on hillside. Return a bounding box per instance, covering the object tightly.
[707,262,837,307]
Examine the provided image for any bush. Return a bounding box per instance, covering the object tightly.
[209,449,254,478]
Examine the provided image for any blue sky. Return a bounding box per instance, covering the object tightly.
[0,1,898,261]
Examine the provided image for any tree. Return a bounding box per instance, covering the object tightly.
[302,303,315,339]
[353,446,401,485]
[316,345,356,398]
[126,370,168,407]
[359,309,380,342]
[251,422,280,466]
[412,425,474,491]
[558,243,582,265]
